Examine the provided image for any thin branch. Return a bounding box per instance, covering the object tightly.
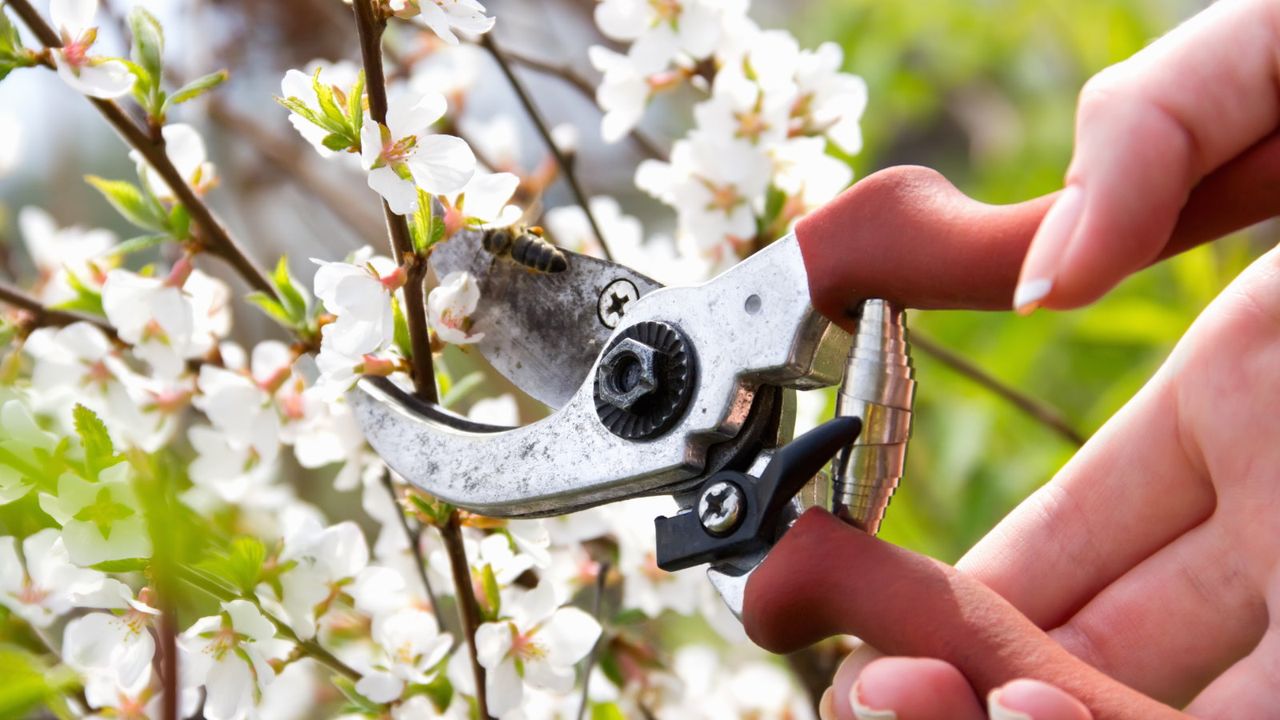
[911,332,1087,447]
[379,470,441,614]
[575,561,610,720]
[158,601,179,720]
[479,35,613,261]
[440,511,491,719]
[353,0,439,405]
[177,566,362,681]
[206,100,384,241]
[6,0,275,298]
[0,281,120,340]
[493,45,665,160]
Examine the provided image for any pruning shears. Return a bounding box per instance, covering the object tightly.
[348,193,914,618]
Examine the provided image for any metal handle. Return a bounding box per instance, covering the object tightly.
[831,299,915,534]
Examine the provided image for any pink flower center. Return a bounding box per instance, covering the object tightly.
[734,110,769,142]
[511,630,547,661]
[649,0,682,24]
[18,579,48,606]
[704,181,743,213]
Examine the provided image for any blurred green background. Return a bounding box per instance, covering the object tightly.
[797,0,1270,561]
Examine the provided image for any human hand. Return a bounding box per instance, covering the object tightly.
[746,183,1280,720]
[743,2,1280,714]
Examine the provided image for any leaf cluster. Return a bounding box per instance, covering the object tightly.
[121,8,227,124]
[276,67,367,154]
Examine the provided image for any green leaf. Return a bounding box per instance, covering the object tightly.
[52,271,105,317]
[611,608,648,626]
[166,69,228,108]
[591,703,627,720]
[168,203,191,239]
[85,175,167,232]
[127,8,164,83]
[417,672,453,712]
[0,8,37,82]
[348,71,365,142]
[479,564,501,621]
[245,291,295,329]
[321,132,351,152]
[391,297,413,359]
[311,67,346,129]
[409,190,434,252]
[109,233,170,257]
[0,647,80,719]
[270,256,308,324]
[331,674,385,713]
[440,372,485,409]
[223,537,266,593]
[73,404,119,477]
[90,557,150,573]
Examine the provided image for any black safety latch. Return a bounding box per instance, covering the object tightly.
[654,416,862,572]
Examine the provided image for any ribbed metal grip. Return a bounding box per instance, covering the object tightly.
[831,300,915,534]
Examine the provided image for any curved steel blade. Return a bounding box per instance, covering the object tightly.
[431,229,663,408]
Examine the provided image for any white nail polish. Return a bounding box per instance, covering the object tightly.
[1013,277,1052,314]
[851,684,896,720]
[988,689,1034,720]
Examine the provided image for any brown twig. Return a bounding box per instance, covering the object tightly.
[0,281,121,340]
[177,566,362,681]
[379,470,441,614]
[206,100,384,241]
[353,0,439,404]
[6,0,276,298]
[440,511,491,719]
[912,332,1087,447]
[493,45,665,160]
[479,35,613,261]
[575,561,610,720]
[158,600,179,720]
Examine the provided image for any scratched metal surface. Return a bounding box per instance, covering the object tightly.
[430,228,664,409]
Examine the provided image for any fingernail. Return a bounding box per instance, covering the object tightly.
[988,688,1034,720]
[1014,184,1085,314]
[850,680,896,720]
[819,688,836,720]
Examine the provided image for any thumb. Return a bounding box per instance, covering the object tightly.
[741,509,1180,720]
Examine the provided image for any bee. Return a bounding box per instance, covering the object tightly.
[481,225,569,274]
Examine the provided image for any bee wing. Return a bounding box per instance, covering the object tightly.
[430,228,664,409]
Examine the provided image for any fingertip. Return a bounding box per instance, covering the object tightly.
[989,679,1094,720]
[852,657,985,720]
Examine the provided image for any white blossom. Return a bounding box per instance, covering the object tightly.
[62,578,160,693]
[181,600,279,720]
[476,581,601,717]
[427,270,484,345]
[360,92,475,215]
[400,0,496,44]
[274,517,369,639]
[356,607,452,703]
[442,170,523,231]
[102,263,227,378]
[313,250,401,358]
[17,207,114,304]
[594,0,723,66]
[0,529,104,627]
[129,123,219,201]
[49,0,134,98]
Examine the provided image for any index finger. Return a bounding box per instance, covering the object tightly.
[796,130,1280,325]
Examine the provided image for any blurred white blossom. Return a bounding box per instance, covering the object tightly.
[427,270,483,345]
[49,0,134,98]
[0,529,103,627]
